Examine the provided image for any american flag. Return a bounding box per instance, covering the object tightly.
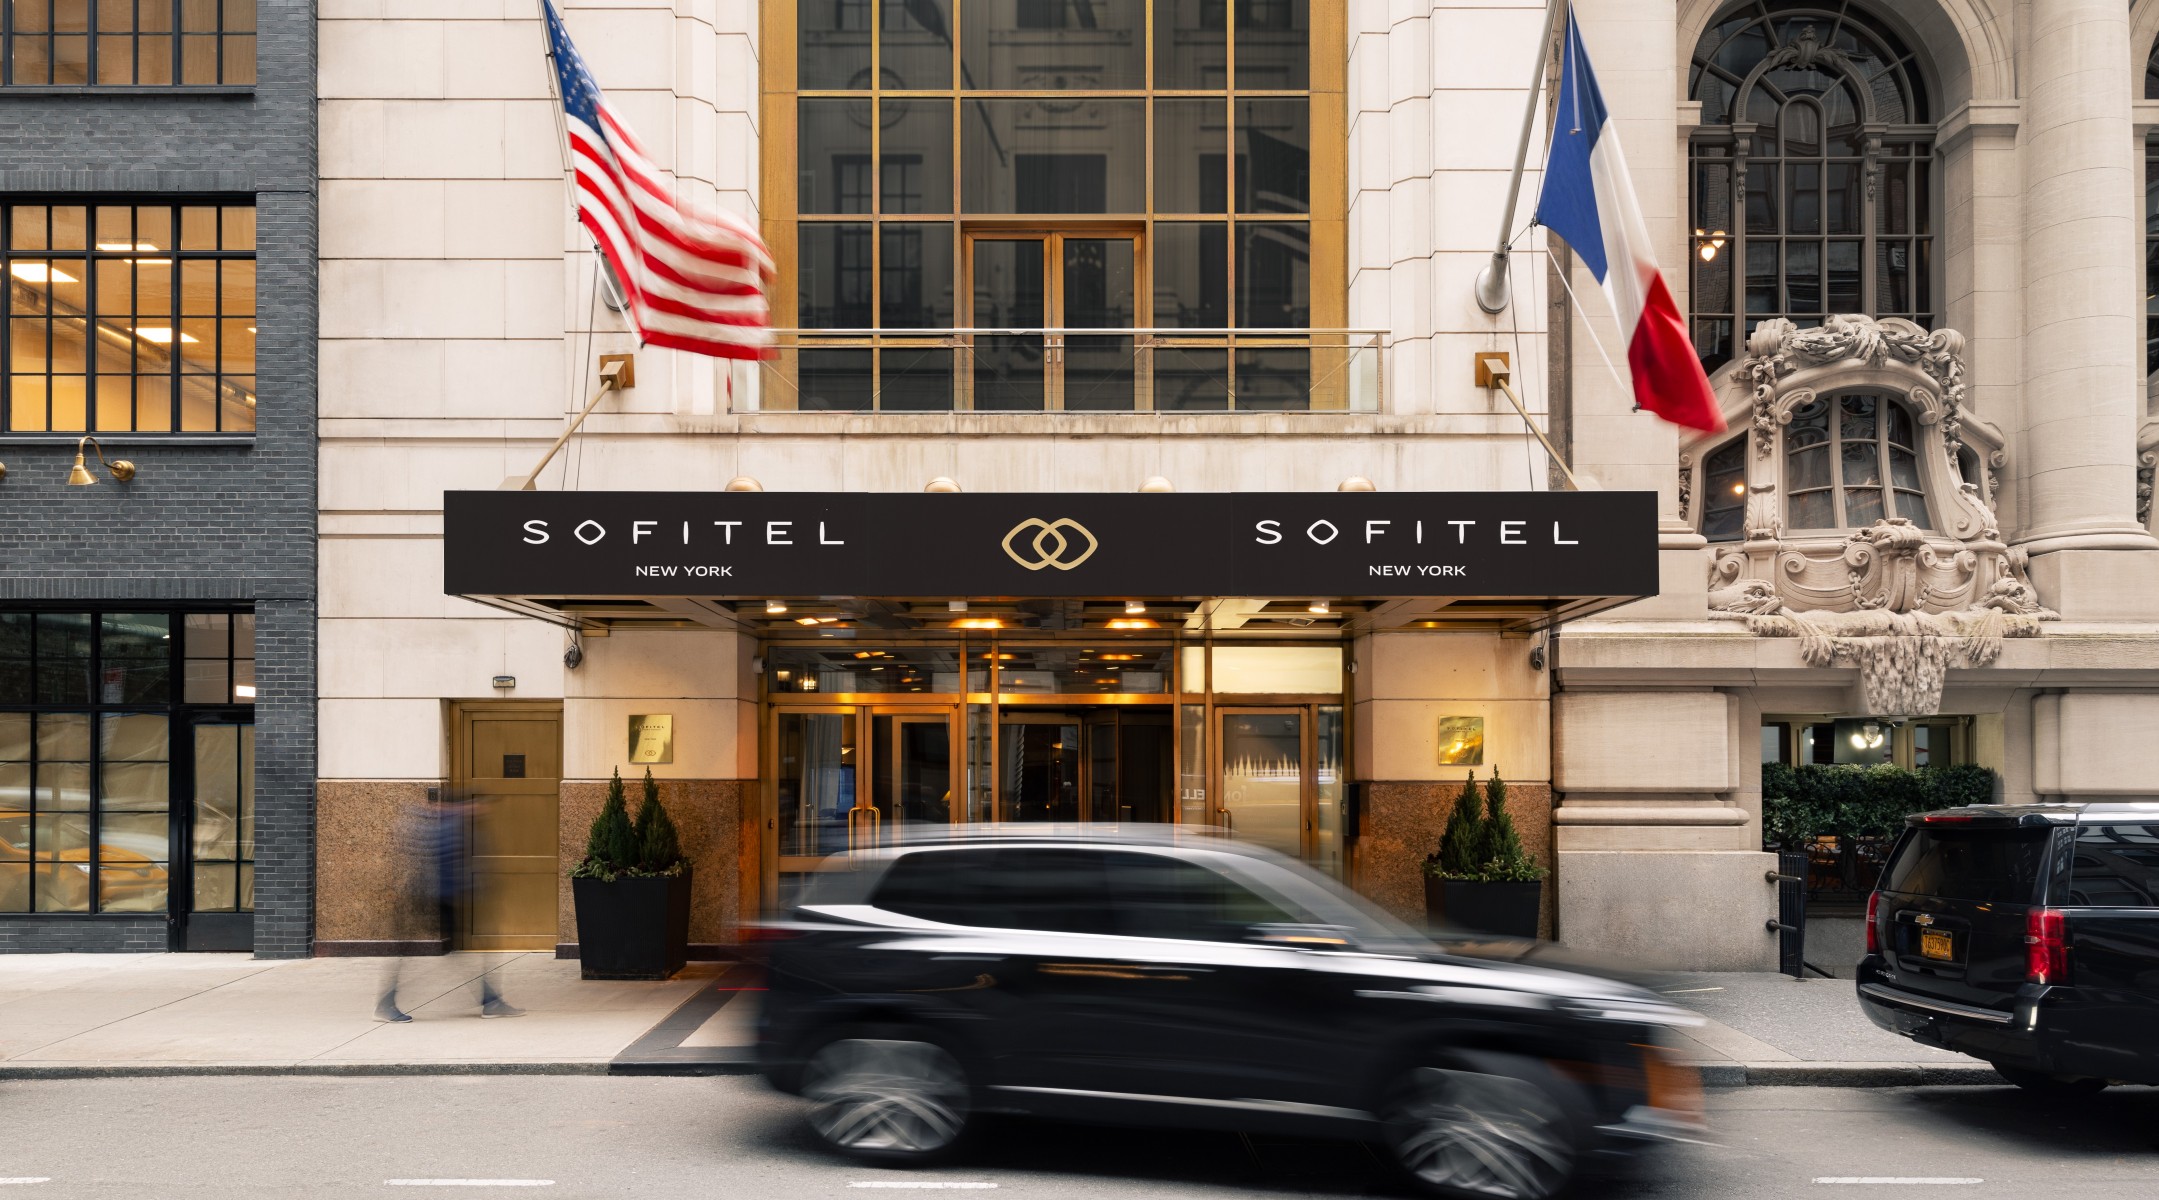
[543,1,774,360]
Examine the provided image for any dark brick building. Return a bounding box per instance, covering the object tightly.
[0,2,315,955]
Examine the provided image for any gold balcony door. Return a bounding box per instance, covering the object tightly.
[966,231,1138,411]
[453,704,561,952]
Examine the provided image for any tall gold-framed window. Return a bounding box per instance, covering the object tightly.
[762,0,1347,411]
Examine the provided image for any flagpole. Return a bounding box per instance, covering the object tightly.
[1474,0,1567,315]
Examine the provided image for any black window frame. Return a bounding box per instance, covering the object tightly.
[0,0,257,89]
[1,197,258,435]
[0,604,255,923]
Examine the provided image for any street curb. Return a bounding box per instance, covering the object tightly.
[0,1062,614,1080]
[1694,1061,2002,1088]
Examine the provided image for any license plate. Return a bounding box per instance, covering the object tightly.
[1920,930,1954,961]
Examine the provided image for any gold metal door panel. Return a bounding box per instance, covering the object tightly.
[458,711,561,951]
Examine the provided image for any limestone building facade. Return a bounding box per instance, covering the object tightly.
[310,1,2159,970]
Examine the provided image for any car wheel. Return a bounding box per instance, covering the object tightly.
[1380,1053,1585,1200]
[802,1033,971,1163]
[1992,1063,2110,1097]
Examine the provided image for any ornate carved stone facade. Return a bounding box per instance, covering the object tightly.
[1684,316,2055,718]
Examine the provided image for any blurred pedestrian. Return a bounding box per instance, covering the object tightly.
[376,796,524,1021]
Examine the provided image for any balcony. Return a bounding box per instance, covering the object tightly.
[756,328,1385,413]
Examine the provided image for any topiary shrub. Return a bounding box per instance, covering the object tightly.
[572,767,638,881]
[1425,773,1486,880]
[632,767,686,876]
[1475,768,1546,883]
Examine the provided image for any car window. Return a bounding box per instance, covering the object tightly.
[1107,852,1301,942]
[871,846,1113,935]
[2068,824,2159,907]
[1880,827,2049,904]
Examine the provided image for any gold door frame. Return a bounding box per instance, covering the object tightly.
[448,700,563,952]
[1212,705,1317,859]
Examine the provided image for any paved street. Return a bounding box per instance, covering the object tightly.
[2,1076,2154,1198]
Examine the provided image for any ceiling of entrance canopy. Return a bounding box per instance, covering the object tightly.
[463,593,1636,638]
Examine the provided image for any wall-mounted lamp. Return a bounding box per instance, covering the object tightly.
[1849,720,1886,751]
[1337,476,1376,492]
[725,476,763,492]
[68,437,135,486]
[1139,475,1175,493]
[0,461,7,483]
[924,476,962,492]
[1694,228,1728,263]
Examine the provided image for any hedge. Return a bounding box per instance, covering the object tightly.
[1760,762,1998,849]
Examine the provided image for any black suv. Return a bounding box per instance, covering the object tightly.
[1857,803,2159,1093]
[756,828,1704,1199]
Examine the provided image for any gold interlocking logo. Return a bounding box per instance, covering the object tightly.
[1001,517,1099,571]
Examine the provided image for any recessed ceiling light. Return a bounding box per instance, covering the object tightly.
[1106,619,1157,630]
[98,242,161,252]
[1124,600,1145,615]
[9,263,75,283]
[133,327,198,344]
[952,618,1004,630]
[1308,600,1331,615]
[766,599,788,614]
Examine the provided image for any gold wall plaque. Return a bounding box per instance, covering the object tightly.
[628,714,674,764]
[1436,716,1485,766]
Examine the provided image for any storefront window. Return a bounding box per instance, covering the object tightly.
[1186,644,1342,694]
[3,201,258,432]
[766,645,971,694]
[2,1,256,86]
[0,608,253,916]
[993,646,1173,694]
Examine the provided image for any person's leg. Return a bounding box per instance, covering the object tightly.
[375,954,411,1021]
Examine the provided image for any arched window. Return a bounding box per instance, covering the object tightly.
[1700,438,1748,542]
[2144,36,2159,390]
[1783,394,1930,531]
[1687,3,1934,373]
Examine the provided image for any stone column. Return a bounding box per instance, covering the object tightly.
[2015,0,2159,612]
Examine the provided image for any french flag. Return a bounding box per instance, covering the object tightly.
[1536,12,1724,433]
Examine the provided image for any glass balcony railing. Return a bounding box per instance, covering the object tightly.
[752,329,1385,413]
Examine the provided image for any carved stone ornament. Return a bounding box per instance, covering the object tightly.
[1745,607,2047,719]
[1686,315,2048,718]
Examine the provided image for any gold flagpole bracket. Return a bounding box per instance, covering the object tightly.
[1475,351,1580,492]
[500,353,636,491]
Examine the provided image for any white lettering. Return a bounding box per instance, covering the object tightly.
[635,565,678,578]
[713,520,742,544]
[1306,519,1340,545]
[820,521,845,546]
[1364,519,1391,544]
[632,520,656,544]
[574,520,606,546]
[1553,521,1579,546]
[1500,520,1526,545]
[766,520,793,545]
[521,520,550,546]
[1255,519,1283,545]
[681,521,689,545]
[1449,520,1475,543]
[1416,520,1424,544]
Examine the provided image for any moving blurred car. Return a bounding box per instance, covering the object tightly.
[1857,803,2159,1094]
[755,827,1703,1199]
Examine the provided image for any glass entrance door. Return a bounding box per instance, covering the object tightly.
[774,706,954,875]
[968,233,1137,410]
[182,716,254,951]
[999,707,1173,825]
[1216,709,1307,860]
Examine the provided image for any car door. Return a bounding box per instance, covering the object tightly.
[2060,821,2159,1080]
[980,846,1339,1109]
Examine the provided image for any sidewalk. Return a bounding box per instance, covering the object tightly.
[1656,971,1994,1087]
[0,952,747,1077]
[0,953,1996,1087]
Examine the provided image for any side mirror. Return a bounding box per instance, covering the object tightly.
[1244,922,1359,950]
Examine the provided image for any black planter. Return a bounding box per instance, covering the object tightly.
[571,869,692,980]
[1426,878,1542,939]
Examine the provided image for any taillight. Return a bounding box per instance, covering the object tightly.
[1865,891,1881,955]
[2025,908,2069,985]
